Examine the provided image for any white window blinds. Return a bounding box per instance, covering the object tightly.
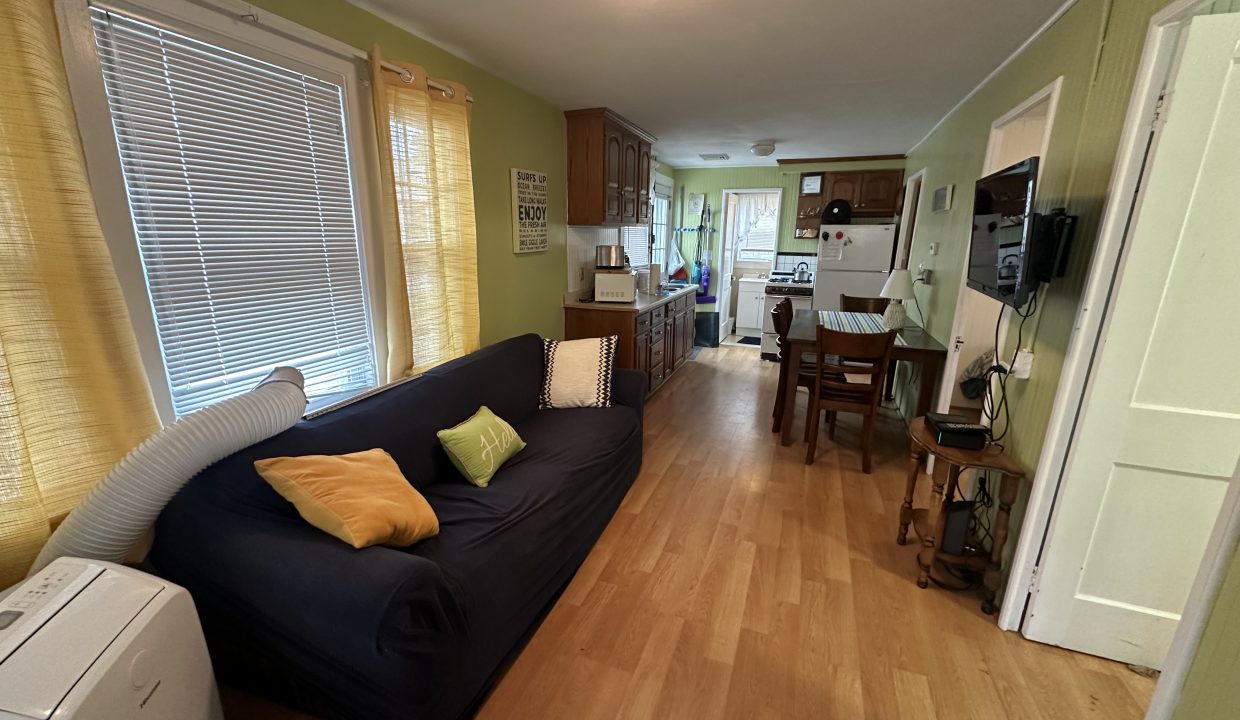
[620,225,651,269]
[90,8,377,416]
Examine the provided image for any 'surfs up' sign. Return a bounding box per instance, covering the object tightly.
[511,168,549,253]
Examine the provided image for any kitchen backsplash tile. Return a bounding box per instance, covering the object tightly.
[773,252,817,274]
[566,226,621,294]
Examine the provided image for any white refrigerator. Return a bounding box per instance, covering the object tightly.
[812,224,897,310]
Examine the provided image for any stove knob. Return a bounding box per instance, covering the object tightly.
[820,231,829,240]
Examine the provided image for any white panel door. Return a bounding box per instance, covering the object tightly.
[1023,14,1240,668]
[718,202,737,336]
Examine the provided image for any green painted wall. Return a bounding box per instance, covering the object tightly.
[1174,530,1240,720]
[903,0,1173,476]
[664,158,907,265]
[248,0,568,344]
[899,0,1175,585]
[668,159,906,309]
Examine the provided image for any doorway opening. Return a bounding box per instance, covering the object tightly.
[718,189,780,341]
[935,78,1062,423]
[896,168,926,271]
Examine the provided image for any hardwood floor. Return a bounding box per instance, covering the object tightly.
[223,345,1153,719]
[474,346,1154,720]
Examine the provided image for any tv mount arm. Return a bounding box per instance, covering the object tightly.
[1032,207,1078,283]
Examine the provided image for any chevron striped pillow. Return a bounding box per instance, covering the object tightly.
[539,336,618,409]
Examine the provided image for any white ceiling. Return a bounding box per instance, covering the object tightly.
[348,0,1068,168]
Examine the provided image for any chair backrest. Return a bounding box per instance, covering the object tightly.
[839,294,890,314]
[771,297,793,340]
[812,326,897,408]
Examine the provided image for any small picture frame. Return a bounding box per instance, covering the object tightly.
[800,174,823,196]
[932,184,953,213]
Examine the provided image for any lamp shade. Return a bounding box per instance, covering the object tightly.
[880,268,915,300]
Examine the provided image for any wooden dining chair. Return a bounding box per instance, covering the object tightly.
[839,294,890,314]
[770,299,817,434]
[803,326,897,472]
[839,293,898,399]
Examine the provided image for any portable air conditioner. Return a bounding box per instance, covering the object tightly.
[0,558,222,720]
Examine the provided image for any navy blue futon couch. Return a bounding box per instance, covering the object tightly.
[150,334,645,719]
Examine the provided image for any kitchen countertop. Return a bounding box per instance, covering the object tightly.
[563,284,698,313]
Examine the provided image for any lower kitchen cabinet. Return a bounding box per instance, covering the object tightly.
[564,286,697,396]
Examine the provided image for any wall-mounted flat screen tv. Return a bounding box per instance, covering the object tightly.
[967,157,1039,308]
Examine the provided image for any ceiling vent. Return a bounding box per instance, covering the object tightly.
[699,153,730,161]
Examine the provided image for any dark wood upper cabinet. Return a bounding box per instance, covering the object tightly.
[603,124,623,224]
[620,132,639,222]
[637,142,652,224]
[824,173,861,208]
[815,168,905,218]
[566,108,656,226]
[856,170,903,215]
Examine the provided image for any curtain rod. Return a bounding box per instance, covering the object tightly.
[378,61,473,103]
[187,1,476,103]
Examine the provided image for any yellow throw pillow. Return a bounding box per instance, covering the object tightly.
[254,448,438,549]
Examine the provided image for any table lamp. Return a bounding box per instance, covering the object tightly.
[880,268,915,330]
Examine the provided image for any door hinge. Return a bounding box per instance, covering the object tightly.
[952,335,965,352]
[1028,565,1042,595]
[1150,90,1169,130]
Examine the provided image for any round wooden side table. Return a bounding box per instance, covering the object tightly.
[897,417,1026,614]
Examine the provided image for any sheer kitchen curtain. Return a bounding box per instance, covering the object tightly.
[370,46,480,379]
[0,0,159,584]
[735,192,777,244]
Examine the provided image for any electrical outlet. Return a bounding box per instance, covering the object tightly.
[1012,349,1034,379]
[917,262,933,285]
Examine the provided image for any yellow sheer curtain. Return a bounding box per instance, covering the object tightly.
[0,0,159,584]
[370,46,480,379]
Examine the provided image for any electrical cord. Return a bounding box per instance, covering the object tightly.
[983,289,1038,445]
[910,277,927,325]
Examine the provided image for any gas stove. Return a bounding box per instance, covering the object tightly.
[764,273,814,296]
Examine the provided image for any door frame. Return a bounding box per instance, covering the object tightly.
[1147,459,1240,719]
[999,0,1215,632]
[896,168,926,270]
[932,77,1062,428]
[719,188,782,339]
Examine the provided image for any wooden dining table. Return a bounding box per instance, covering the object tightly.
[779,310,949,446]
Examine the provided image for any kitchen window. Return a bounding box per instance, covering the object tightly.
[64,3,382,420]
[651,195,671,269]
[734,192,779,263]
[621,226,651,269]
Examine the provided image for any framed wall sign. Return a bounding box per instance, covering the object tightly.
[800,173,823,195]
[510,168,549,253]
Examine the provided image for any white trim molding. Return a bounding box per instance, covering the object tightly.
[1147,458,1240,719]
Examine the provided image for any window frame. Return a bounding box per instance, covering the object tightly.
[650,169,673,274]
[56,0,387,423]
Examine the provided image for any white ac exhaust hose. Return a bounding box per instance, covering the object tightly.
[29,367,307,576]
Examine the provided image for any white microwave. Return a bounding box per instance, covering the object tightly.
[594,271,637,303]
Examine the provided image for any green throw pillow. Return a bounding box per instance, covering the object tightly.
[437,406,526,487]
